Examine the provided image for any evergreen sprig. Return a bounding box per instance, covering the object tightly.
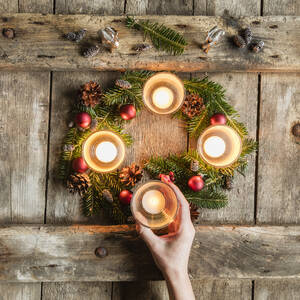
[122,70,155,87]
[126,16,187,55]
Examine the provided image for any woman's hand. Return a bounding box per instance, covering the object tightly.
[136,175,195,300]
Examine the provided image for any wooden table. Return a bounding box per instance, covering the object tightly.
[0,0,299,299]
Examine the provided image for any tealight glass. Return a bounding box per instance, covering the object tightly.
[142,72,185,115]
[197,125,242,168]
[131,180,178,229]
[82,130,125,173]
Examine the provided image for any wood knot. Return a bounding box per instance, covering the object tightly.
[269,25,278,29]
[2,28,15,39]
[291,122,300,138]
[95,247,108,258]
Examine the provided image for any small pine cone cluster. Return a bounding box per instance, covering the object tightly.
[83,45,100,58]
[79,81,102,107]
[67,173,91,196]
[119,163,143,187]
[233,27,264,53]
[102,189,113,203]
[181,93,205,118]
[190,203,199,223]
[65,29,86,43]
[190,159,200,172]
[115,79,132,90]
[223,176,233,190]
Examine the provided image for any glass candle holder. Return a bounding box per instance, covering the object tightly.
[82,130,125,173]
[142,72,185,115]
[131,181,178,229]
[197,125,242,168]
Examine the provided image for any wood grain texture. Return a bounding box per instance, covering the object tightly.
[194,0,260,16]
[43,282,111,300]
[126,0,193,15]
[112,279,252,300]
[0,283,41,300]
[256,73,300,224]
[263,0,300,16]
[55,0,124,15]
[0,14,299,72]
[254,279,300,300]
[112,281,169,300]
[1,225,300,281]
[46,71,119,224]
[19,0,53,13]
[192,73,257,224]
[193,279,252,300]
[0,72,49,223]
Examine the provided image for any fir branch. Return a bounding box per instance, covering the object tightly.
[103,84,143,111]
[122,70,155,87]
[241,138,257,157]
[187,108,210,137]
[184,189,228,209]
[126,16,187,55]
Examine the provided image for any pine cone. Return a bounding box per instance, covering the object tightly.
[89,119,98,132]
[224,176,233,190]
[119,163,143,187]
[67,173,91,196]
[115,79,132,89]
[181,94,205,118]
[83,45,100,58]
[190,159,199,172]
[233,35,246,48]
[190,203,199,223]
[243,27,252,45]
[79,81,102,107]
[102,189,113,203]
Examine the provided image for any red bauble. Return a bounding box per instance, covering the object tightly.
[75,112,92,128]
[119,190,133,205]
[72,157,89,173]
[188,175,204,192]
[120,104,136,120]
[210,113,227,125]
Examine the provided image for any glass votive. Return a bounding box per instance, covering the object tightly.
[197,125,242,168]
[131,180,178,229]
[142,72,185,115]
[82,130,125,173]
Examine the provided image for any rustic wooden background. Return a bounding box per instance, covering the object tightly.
[0,0,299,299]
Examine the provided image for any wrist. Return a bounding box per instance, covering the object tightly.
[163,267,189,284]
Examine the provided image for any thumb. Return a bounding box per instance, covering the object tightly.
[136,223,160,249]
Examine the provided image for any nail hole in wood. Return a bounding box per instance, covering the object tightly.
[95,247,108,258]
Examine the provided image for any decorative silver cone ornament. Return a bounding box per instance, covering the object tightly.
[201,26,225,53]
[98,27,119,52]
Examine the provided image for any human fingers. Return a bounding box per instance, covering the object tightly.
[136,223,160,249]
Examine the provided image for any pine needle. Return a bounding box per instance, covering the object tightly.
[126,16,187,55]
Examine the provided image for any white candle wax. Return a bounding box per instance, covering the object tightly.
[142,190,166,214]
[95,141,118,163]
[152,87,174,109]
[204,136,226,158]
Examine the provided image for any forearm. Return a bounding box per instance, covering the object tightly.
[164,270,195,300]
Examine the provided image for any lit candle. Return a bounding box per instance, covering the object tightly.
[203,136,226,158]
[142,190,166,214]
[95,141,118,163]
[152,87,174,109]
[143,72,185,115]
[197,125,242,168]
[82,130,125,173]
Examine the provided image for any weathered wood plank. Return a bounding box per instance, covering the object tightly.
[112,279,252,300]
[0,72,49,223]
[0,14,299,72]
[254,279,300,300]
[192,73,257,224]
[42,282,112,300]
[46,71,119,224]
[193,279,252,300]
[195,0,260,16]
[263,0,300,16]
[256,73,300,224]
[0,283,41,300]
[1,225,300,282]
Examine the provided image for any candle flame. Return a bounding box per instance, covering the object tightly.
[204,136,226,158]
[152,87,174,109]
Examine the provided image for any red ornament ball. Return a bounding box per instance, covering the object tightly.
[188,175,204,192]
[119,190,133,205]
[210,113,227,125]
[75,112,92,128]
[72,157,89,173]
[120,104,136,120]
